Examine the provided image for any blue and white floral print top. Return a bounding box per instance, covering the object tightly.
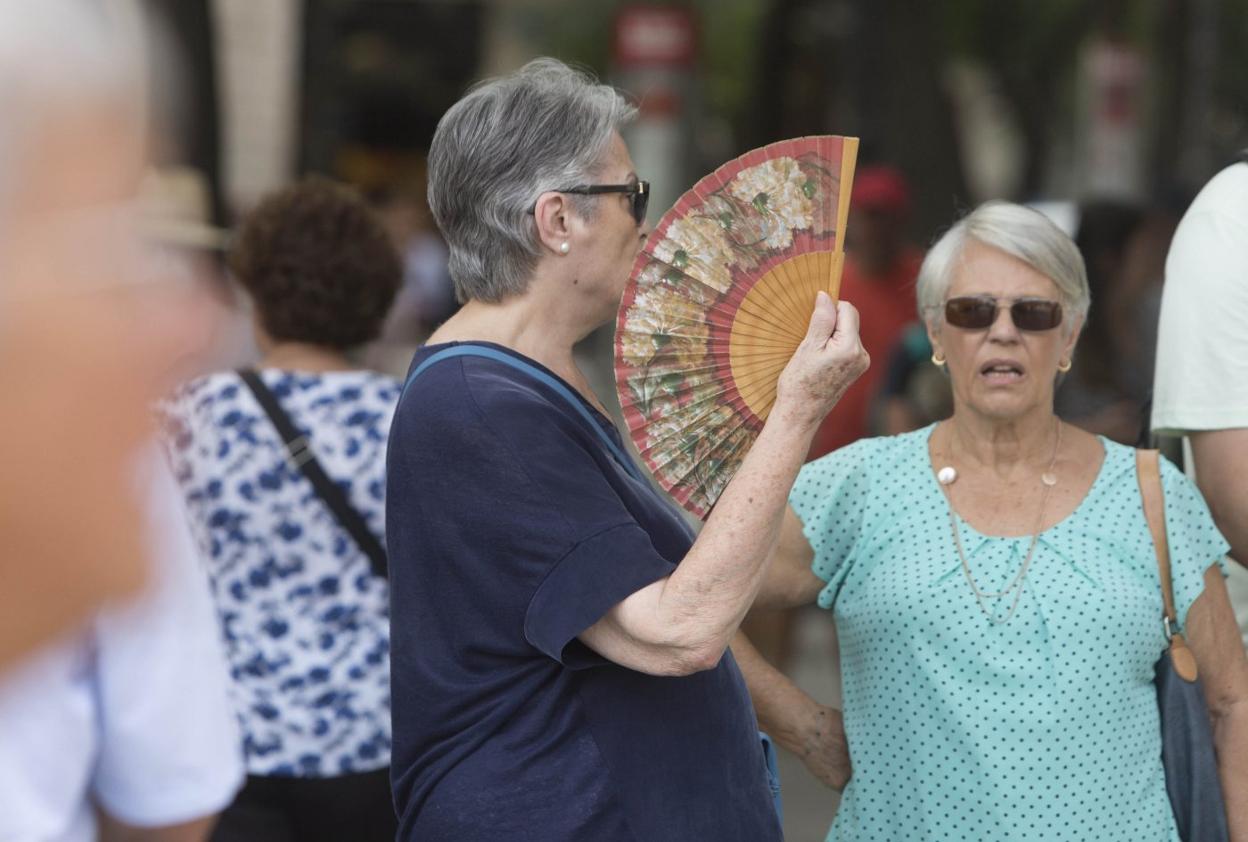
[159,369,400,777]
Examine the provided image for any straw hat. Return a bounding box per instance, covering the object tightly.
[137,166,230,251]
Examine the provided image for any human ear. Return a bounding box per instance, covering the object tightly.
[532,191,573,256]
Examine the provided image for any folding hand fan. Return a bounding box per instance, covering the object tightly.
[615,135,859,518]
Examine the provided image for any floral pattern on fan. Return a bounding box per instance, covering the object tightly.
[616,135,857,518]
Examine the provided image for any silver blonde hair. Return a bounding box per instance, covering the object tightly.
[427,58,637,303]
[916,201,1090,330]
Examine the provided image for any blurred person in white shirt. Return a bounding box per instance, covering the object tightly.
[0,0,214,668]
[0,453,243,842]
[1152,154,1248,641]
[0,2,241,837]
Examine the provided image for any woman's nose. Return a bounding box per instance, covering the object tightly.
[987,305,1021,341]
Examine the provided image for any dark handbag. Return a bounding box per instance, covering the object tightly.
[239,369,388,579]
[1135,449,1228,842]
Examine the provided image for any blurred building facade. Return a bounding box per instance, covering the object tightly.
[123,0,1248,436]
[127,0,1244,246]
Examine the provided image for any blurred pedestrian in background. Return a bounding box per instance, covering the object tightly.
[873,322,953,436]
[746,165,926,672]
[362,182,457,377]
[0,1,240,839]
[159,178,402,841]
[137,164,258,374]
[808,164,924,459]
[0,0,214,672]
[386,58,867,842]
[0,456,243,842]
[1152,154,1248,644]
[372,185,456,339]
[1056,199,1172,443]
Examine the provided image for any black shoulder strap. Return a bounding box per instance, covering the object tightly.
[237,369,388,579]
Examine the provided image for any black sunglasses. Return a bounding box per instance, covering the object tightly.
[533,180,650,226]
[944,295,1064,331]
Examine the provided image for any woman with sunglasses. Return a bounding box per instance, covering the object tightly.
[737,201,1248,841]
[385,58,868,842]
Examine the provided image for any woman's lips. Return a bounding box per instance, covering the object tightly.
[980,359,1025,385]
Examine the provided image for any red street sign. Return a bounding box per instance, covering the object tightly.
[613,5,697,70]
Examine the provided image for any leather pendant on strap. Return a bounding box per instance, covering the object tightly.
[1170,633,1200,683]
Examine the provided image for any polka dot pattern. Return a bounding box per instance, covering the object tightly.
[790,425,1229,841]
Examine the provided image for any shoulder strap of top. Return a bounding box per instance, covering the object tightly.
[402,346,644,483]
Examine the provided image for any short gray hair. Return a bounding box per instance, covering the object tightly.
[916,201,1090,329]
[427,58,637,303]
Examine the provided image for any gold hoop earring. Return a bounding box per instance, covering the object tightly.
[931,353,946,367]
[1057,358,1072,373]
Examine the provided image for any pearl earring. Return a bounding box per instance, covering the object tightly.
[559,242,570,254]
[1057,358,1072,373]
[931,352,946,367]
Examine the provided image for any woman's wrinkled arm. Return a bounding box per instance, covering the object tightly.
[578,402,831,677]
[579,296,868,676]
[1190,430,1248,567]
[754,507,825,610]
[732,630,851,791]
[1185,564,1248,840]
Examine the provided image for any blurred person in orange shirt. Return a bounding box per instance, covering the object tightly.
[808,165,924,459]
[0,0,214,670]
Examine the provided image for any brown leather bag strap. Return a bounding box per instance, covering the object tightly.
[1135,449,1200,681]
[1135,449,1177,626]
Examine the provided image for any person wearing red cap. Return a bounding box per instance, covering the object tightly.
[740,166,925,672]
[809,165,925,458]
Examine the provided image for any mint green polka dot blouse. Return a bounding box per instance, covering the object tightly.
[789,425,1229,842]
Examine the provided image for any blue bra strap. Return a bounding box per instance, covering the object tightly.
[402,345,645,483]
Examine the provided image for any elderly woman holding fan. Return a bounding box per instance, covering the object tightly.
[737,201,1248,841]
[386,58,867,841]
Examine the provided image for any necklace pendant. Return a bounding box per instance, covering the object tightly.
[937,466,958,485]
[1041,471,1057,487]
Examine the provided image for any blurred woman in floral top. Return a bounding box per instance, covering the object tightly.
[160,178,402,841]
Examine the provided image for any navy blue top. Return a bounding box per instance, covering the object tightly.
[386,342,781,842]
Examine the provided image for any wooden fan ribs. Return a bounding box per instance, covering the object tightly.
[616,134,860,517]
[729,250,838,420]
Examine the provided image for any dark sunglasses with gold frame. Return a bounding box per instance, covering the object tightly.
[944,295,1064,332]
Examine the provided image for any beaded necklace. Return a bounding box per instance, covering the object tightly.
[935,420,1062,625]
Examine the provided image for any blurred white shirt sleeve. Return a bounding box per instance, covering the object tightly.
[1152,162,1248,435]
[90,451,243,826]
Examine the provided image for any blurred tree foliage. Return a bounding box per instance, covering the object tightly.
[938,0,1098,196]
[500,0,1246,211]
